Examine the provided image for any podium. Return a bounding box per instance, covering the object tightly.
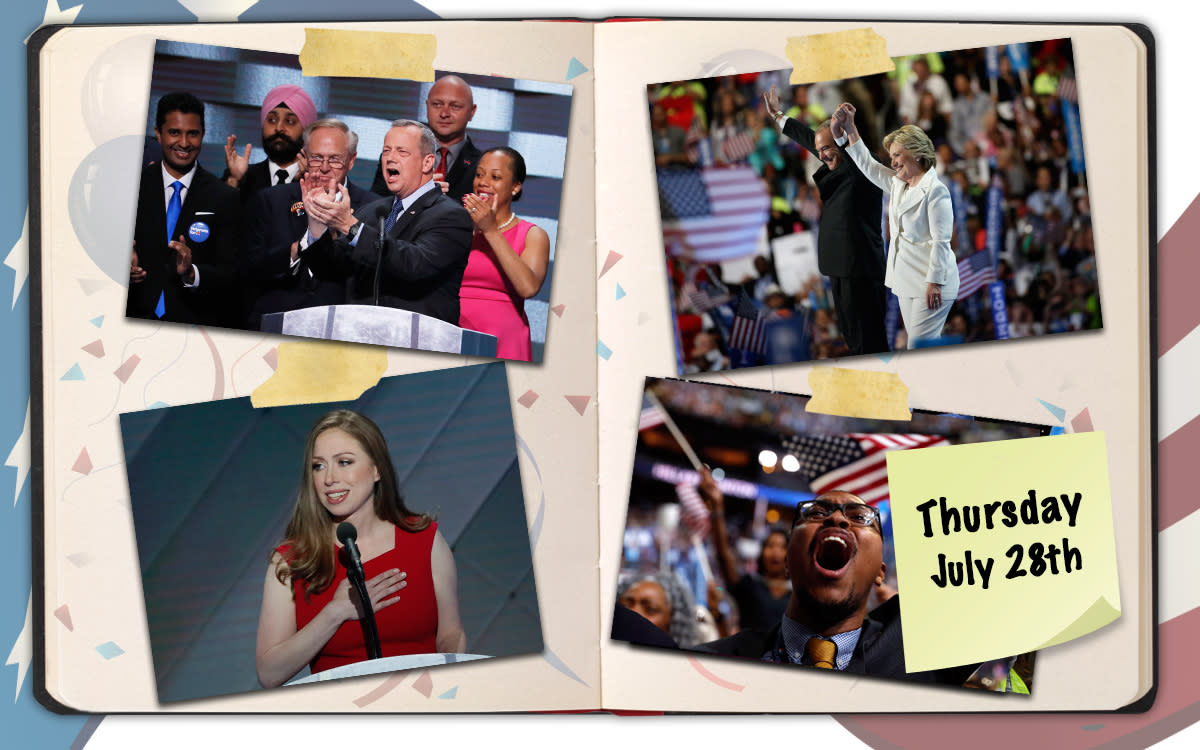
[285,653,491,686]
[261,304,498,357]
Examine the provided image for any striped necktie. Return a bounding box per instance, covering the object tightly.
[804,637,837,669]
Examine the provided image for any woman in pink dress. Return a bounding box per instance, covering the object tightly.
[459,147,551,361]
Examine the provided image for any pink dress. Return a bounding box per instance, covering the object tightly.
[459,219,535,361]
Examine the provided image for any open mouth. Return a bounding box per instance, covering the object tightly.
[385,167,400,180]
[811,530,856,575]
[326,490,349,505]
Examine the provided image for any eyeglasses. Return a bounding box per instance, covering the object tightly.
[305,154,347,168]
[795,500,880,529]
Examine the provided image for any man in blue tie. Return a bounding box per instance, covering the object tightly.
[298,120,473,325]
[127,92,241,327]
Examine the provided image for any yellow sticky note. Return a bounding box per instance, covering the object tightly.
[786,28,894,85]
[807,367,909,420]
[251,341,387,407]
[299,28,436,81]
[885,432,1120,673]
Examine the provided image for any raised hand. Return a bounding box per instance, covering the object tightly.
[224,134,252,185]
[762,85,782,117]
[299,173,330,238]
[462,192,498,233]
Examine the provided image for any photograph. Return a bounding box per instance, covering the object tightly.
[124,40,571,362]
[652,39,1098,372]
[120,363,543,702]
[612,377,1046,692]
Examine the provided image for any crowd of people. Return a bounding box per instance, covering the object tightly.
[657,40,1100,368]
[127,76,549,361]
[615,380,1040,689]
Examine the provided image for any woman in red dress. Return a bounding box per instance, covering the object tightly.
[255,410,466,688]
[458,147,551,361]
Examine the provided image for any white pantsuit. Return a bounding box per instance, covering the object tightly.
[844,138,960,348]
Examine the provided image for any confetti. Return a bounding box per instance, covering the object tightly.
[564,395,591,416]
[89,315,104,328]
[517,390,540,408]
[61,363,84,381]
[438,687,458,699]
[94,642,124,660]
[113,354,141,383]
[566,56,588,80]
[81,339,105,358]
[263,347,279,371]
[78,279,108,296]
[615,283,626,300]
[1072,408,1094,433]
[596,340,612,360]
[551,304,566,318]
[1038,398,1067,422]
[71,448,92,475]
[599,250,623,278]
[54,605,73,631]
[413,670,433,698]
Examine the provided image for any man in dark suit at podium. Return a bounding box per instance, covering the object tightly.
[300,120,473,324]
[763,85,890,355]
[127,92,241,328]
[371,75,482,202]
[242,119,384,329]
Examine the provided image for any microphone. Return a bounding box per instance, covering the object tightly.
[373,202,391,307]
[336,522,363,573]
[336,522,382,660]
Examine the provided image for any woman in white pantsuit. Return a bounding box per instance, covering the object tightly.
[832,103,959,348]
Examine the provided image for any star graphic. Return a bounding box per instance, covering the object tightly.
[23,0,83,44]
[2,210,27,309]
[176,0,261,22]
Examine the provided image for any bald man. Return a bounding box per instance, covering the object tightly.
[371,75,482,201]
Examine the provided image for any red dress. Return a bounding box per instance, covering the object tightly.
[286,522,439,674]
[458,219,535,361]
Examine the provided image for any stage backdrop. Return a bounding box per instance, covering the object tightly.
[120,362,542,703]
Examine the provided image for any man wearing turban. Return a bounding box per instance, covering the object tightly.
[224,84,318,205]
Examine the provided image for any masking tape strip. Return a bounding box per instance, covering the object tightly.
[806,367,910,421]
[299,28,436,81]
[786,28,894,85]
[250,341,388,407]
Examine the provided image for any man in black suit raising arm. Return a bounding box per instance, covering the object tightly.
[694,475,975,684]
[763,85,890,355]
[371,75,482,201]
[300,120,473,324]
[242,118,384,329]
[127,92,241,327]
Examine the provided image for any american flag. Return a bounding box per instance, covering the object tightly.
[638,393,666,431]
[681,280,730,313]
[728,291,766,355]
[720,131,757,164]
[659,166,770,263]
[675,482,711,538]
[957,249,998,298]
[782,433,950,505]
[1056,77,1079,104]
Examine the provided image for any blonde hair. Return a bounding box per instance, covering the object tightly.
[273,410,432,597]
[883,124,937,171]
